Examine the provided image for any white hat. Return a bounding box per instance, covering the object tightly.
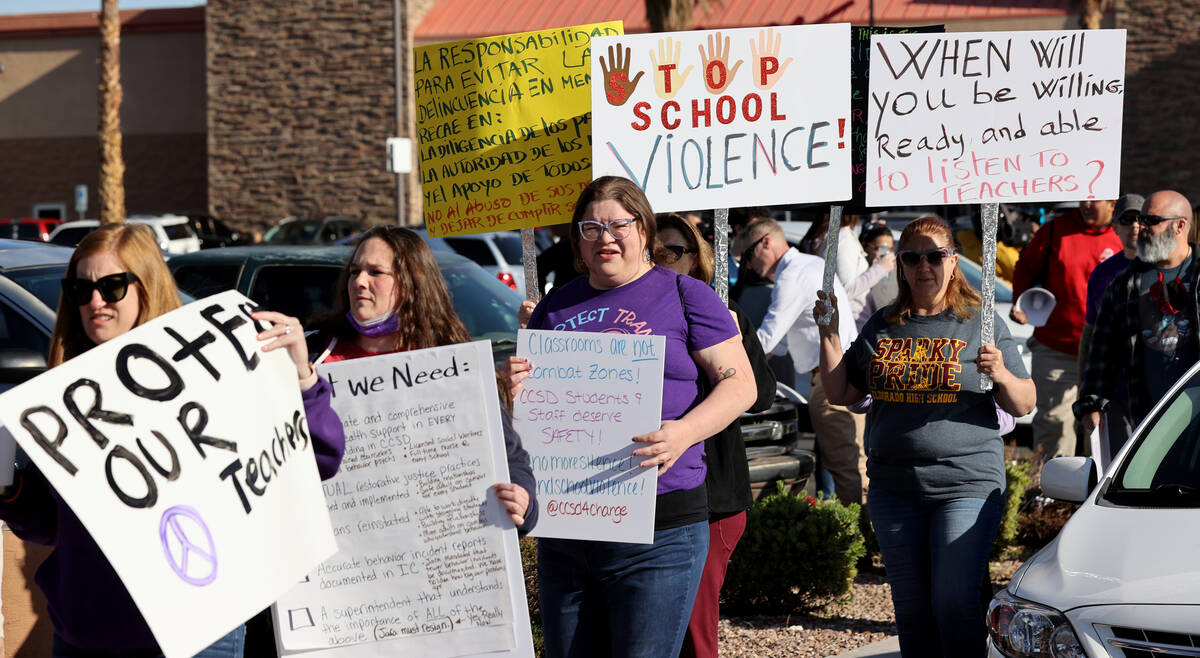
[1016,287,1057,327]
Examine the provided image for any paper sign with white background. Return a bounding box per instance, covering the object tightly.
[0,290,335,658]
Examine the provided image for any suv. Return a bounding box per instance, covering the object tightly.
[987,360,1200,658]
[262,216,362,245]
[48,216,202,255]
[0,218,62,242]
[186,214,245,249]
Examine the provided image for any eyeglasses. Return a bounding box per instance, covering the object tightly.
[1119,214,1186,227]
[897,247,953,268]
[739,235,767,264]
[1150,272,1188,316]
[661,244,698,263]
[579,217,640,242]
[62,272,139,306]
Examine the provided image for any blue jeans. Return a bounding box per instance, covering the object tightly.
[53,625,245,658]
[538,521,709,658]
[869,488,1003,658]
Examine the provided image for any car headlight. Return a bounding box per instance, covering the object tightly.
[987,589,1085,657]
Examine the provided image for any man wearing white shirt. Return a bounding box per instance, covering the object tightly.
[734,218,868,505]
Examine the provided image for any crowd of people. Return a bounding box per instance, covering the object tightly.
[2,178,1195,658]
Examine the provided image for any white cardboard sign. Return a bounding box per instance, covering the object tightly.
[866,29,1126,206]
[591,24,852,211]
[274,341,533,658]
[0,290,336,658]
[513,329,664,544]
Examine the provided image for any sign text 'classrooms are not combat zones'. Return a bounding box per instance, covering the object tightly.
[590,24,852,212]
[415,22,622,237]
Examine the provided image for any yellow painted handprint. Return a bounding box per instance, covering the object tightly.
[649,37,694,100]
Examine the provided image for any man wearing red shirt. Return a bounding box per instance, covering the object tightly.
[1011,200,1122,459]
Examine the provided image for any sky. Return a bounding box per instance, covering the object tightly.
[0,0,204,15]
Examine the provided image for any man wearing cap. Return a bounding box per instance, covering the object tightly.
[1076,193,1143,454]
[1076,190,1200,442]
[1011,199,1122,459]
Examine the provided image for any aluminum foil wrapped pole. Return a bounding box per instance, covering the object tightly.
[521,227,540,303]
[714,208,729,304]
[979,203,999,391]
[818,205,843,326]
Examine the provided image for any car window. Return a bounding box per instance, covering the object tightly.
[172,264,242,300]
[1109,370,1200,505]
[50,226,94,246]
[164,223,195,240]
[493,233,524,265]
[444,237,497,266]
[16,224,41,240]
[440,260,519,342]
[957,257,1013,303]
[248,265,343,323]
[4,265,67,309]
[0,300,49,356]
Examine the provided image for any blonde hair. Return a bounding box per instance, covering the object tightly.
[886,215,981,325]
[49,223,181,366]
[655,213,715,284]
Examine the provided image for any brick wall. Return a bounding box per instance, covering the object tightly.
[0,133,205,219]
[207,0,414,231]
[1118,0,1200,202]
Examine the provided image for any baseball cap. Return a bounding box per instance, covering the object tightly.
[1114,193,1145,220]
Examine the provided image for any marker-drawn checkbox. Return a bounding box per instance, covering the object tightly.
[289,608,315,630]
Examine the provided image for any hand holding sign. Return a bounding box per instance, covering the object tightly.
[251,310,313,382]
[631,418,693,474]
[699,32,743,94]
[751,28,793,90]
[601,44,644,106]
[650,37,693,100]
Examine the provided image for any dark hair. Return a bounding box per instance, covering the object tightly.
[886,215,980,324]
[655,212,715,284]
[859,223,893,250]
[569,176,663,272]
[728,206,772,230]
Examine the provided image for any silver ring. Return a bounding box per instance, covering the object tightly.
[284,326,292,335]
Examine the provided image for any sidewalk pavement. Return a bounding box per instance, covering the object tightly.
[831,636,900,658]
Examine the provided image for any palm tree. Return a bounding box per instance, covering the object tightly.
[98,0,125,224]
[1079,0,1103,29]
[645,0,716,33]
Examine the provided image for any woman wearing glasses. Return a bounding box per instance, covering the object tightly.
[504,177,756,658]
[815,216,1034,657]
[5,223,344,657]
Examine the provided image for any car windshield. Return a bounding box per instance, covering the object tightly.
[50,226,94,247]
[493,233,524,264]
[1105,364,1200,508]
[441,260,520,346]
[5,264,67,309]
[956,257,1014,303]
[164,223,195,240]
[263,221,321,244]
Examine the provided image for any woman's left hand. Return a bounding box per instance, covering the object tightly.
[632,420,694,474]
[976,344,1012,385]
[493,482,530,527]
[252,310,314,384]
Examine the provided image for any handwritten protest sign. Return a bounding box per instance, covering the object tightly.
[415,22,623,237]
[274,341,533,657]
[513,329,664,544]
[866,29,1126,206]
[848,25,944,212]
[0,291,335,658]
[590,24,851,212]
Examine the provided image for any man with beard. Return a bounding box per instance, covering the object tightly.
[1076,190,1199,434]
[1012,199,1122,459]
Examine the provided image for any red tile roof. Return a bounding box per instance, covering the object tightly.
[0,7,204,40]
[417,0,1094,41]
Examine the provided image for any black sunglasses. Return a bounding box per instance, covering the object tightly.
[739,235,767,264]
[62,272,140,306]
[1119,213,1186,227]
[898,247,953,268]
[662,244,698,262]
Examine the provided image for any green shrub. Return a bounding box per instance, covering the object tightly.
[724,482,865,613]
[991,460,1031,560]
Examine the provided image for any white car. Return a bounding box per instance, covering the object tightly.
[48,215,201,255]
[987,360,1200,658]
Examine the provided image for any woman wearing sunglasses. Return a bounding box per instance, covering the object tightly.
[504,177,755,658]
[5,223,345,657]
[815,216,1035,657]
[654,213,776,658]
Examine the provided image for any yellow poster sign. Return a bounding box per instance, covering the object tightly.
[415,21,623,237]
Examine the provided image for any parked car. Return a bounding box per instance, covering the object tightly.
[186,213,245,249]
[987,359,1200,658]
[261,216,362,246]
[167,245,521,360]
[439,230,529,297]
[48,216,202,255]
[0,218,63,242]
[0,240,73,392]
[740,382,816,499]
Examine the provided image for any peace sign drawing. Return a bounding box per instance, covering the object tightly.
[159,505,219,586]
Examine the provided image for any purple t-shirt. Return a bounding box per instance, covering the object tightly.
[1085,252,1131,324]
[528,265,738,494]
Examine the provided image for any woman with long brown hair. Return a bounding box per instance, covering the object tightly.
[310,225,537,532]
[4,223,344,657]
[815,216,1034,657]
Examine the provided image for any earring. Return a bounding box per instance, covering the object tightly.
[644,248,651,263]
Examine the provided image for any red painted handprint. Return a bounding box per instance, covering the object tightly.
[600,44,644,106]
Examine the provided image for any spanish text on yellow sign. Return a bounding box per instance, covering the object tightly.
[415,21,623,238]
